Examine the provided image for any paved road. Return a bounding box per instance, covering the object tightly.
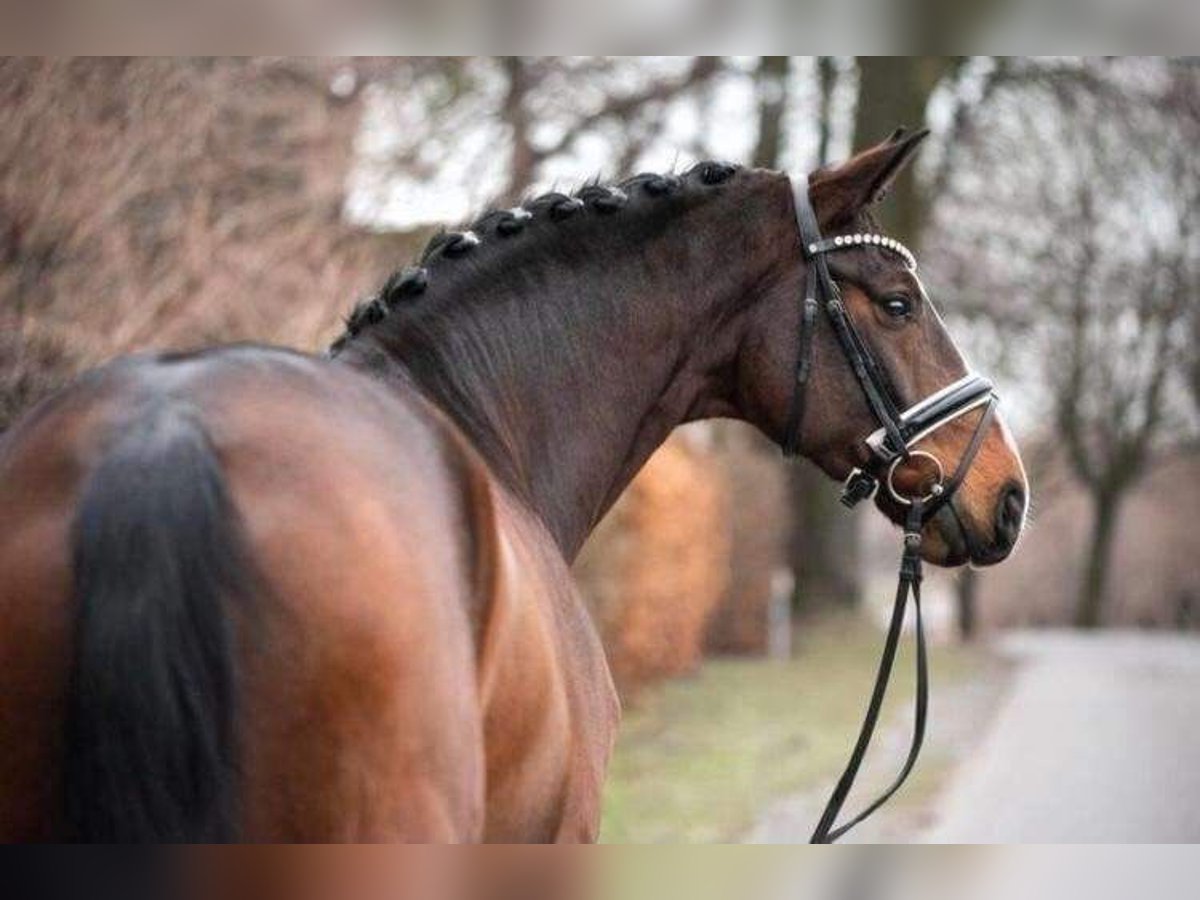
[762,846,1200,900]
[926,630,1200,842]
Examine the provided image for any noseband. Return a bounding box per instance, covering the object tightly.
[785,176,999,843]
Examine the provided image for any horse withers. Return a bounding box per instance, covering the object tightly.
[0,129,1027,841]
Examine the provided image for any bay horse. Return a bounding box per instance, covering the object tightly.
[0,129,1027,842]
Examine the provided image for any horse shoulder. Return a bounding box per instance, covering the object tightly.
[469,485,620,842]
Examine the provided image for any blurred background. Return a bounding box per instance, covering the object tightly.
[2,56,1198,843]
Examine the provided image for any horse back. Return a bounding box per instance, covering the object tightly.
[0,346,616,841]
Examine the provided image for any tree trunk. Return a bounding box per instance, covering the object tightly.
[499,57,536,205]
[791,470,863,612]
[1074,489,1122,629]
[816,57,836,167]
[956,566,979,640]
[752,57,790,169]
[852,57,954,246]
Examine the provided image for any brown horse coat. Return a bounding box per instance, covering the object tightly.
[0,349,617,841]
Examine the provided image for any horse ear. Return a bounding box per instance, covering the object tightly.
[810,127,930,227]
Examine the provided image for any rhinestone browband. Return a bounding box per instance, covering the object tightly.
[805,233,917,272]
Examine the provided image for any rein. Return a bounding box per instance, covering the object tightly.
[784,176,998,844]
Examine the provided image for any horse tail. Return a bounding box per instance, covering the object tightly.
[63,399,255,842]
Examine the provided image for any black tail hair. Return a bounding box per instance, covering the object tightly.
[63,400,254,842]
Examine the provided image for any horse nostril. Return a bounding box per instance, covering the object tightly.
[994,483,1025,552]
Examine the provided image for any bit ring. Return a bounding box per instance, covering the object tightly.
[886,450,945,506]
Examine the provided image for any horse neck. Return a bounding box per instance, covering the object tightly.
[341,171,793,559]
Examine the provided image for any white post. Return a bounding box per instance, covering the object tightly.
[768,566,795,660]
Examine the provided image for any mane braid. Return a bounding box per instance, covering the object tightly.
[328,160,742,356]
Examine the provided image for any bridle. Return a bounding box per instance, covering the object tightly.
[782,175,997,510]
[784,175,998,843]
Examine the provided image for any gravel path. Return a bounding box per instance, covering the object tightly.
[926,630,1200,842]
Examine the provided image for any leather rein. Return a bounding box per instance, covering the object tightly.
[784,176,998,844]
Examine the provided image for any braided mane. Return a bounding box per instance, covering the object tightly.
[329,160,741,355]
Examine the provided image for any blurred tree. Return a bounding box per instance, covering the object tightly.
[502,56,721,201]
[0,57,411,431]
[929,58,1199,629]
[1173,63,1200,421]
[752,57,789,169]
[355,58,731,227]
[1059,194,1192,628]
[851,57,958,242]
[815,57,836,170]
[1061,62,1195,630]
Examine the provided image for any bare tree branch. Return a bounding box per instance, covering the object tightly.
[531,57,723,165]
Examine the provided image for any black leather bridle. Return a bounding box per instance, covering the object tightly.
[785,176,998,844]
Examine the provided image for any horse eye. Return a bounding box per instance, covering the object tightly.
[882,294,913,318]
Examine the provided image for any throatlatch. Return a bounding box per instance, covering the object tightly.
[784,175,999,844]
